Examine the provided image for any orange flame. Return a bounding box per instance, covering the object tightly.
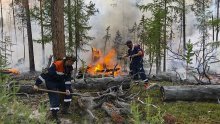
[8,68,20,75]
[87,48,121,77]
[92,48,102,62]
[1,68,20,75]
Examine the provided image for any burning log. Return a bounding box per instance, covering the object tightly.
[96,68,120,73]
[161,85,220,101]
[11,71,41,80]
[87,48,122,77]
[0,68,20,75]
[91,47,101,62]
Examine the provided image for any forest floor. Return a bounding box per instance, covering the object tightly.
[135,81,220,124]
[18,80,220,124]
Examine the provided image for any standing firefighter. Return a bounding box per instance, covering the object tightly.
[33,56,76,123]
[123,40,149,87]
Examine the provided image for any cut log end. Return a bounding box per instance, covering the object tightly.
[160,86,166,101]
[161,85,220,101]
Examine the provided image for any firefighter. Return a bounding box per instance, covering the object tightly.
[123,40,149,87]
[33,56,76,123]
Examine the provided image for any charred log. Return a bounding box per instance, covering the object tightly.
[77,96,100,120]
[96,68,120,72]
[161,85,220,101]
[72,76,131,90]
[5,76,131,94]
[101,102,125,124]
[10,71,41,80]
[77,96,130,123]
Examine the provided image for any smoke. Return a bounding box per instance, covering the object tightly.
[1,0,220,75]
[0,0,51,72]
[167,0,220,76]
[80,0,152,65]
[88,0,151,47]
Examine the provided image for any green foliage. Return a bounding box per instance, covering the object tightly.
[206,41,220,49]
[131,96,164,124]
[138,0,182,48]
[208,18,220,27]
[138,0,182,73]
[0,74,32,123]
[0,80,50,123]
[144,97,164,124]
[140,6,165,66]
[0,54,5,68]
[71,0,98,53]
[30,0,52,44]
[131,103,141,124]
[0,36,14,81]
[192,0,211,39]
[130,81,220,124]
[29,0,98,54]
[185,40,194,65]
[0,57,49,123]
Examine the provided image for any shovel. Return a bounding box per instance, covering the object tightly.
[37,88,90,97]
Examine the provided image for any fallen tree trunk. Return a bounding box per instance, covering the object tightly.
[72,76,131,90]
[161,85,220,101]
[6,76,131,94]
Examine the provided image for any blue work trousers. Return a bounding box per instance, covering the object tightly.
[129,61,147,81]
[45,81,72,112]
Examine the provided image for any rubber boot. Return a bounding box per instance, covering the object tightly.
[52,110,61,124]
[61,102,71,115]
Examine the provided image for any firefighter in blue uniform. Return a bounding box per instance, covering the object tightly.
[33,56,76,123]
[123,40,149,85]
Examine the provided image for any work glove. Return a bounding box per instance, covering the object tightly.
[130,54,136,58]
[33,85,39,91]
[66,89,70,95]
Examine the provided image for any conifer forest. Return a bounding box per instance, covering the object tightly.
[1,0,220,123]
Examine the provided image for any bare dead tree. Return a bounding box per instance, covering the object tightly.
[0,0,3,43]
[212,14,215,41]
[11,0,18,44]
[39,0,45,65]
[167,40,220,84]
[22,13,26,60]
[182,0,186,50]
[216,0,220,41]
[23,0,35,72]
[103,26,111,56]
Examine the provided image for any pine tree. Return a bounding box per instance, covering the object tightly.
[51,0,65,59]
[22,0,36,71]
[138,0,182,74]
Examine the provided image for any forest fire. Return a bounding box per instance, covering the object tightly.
[87,48,121,77]
[91,48,102,62]
[0,68,20,75]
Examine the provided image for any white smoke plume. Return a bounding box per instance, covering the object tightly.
[1,0,220,75]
